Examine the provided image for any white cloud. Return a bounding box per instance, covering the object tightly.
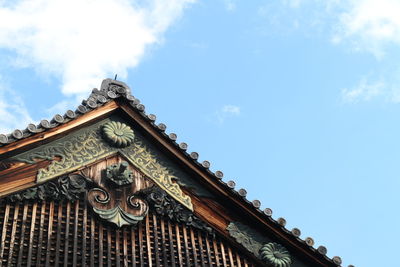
[265,0,400,103]
[0,82,34,134]
[269,0,400,57]
[222,105,241,115]
[223,0,236,11]
[282,0,303,9]
[0,0,195,96]
[45,99,79,117]
[341,77,384,103]
[331,0,400,57]
[259,1,400,103]
[215,105,241,123]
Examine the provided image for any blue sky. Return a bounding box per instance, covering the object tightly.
[1,0,400,266]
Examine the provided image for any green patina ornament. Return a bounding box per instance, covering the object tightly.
[106,162,133,186]
[102,121,134,147]
[87,188,148,227]
[12,118,194,211]
[259,242,292,267]
[92,205,146,228]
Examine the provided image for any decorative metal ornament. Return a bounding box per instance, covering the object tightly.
[7,171,207,231]
[12,119,193,211]
[102,121,134,148]
[106,162,133,186]
[87,161,149,227]
[259,242,292,267]
[87,187,148,227]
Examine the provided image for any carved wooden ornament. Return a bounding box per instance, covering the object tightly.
[6,167,211,232]
[86,162,148,227]
[12,119,193,210]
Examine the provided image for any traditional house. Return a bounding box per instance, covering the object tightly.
[0,79,352,266]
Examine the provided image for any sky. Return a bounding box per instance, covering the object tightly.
[1,0,400,266]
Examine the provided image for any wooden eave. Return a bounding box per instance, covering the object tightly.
[0,80,343,267]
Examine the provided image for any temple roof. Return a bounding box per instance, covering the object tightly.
[0,78,351,267]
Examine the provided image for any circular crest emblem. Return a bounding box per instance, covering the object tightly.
[259,242,292,267]
[102,121,134,148]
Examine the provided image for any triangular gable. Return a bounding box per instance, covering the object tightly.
[0,79,348,267]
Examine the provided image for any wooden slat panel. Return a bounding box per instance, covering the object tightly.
[123,228,128,267]
[190,228,199,267]
[0,200,261,267]
[212,238,221,266]
[99,224,104,266]
[82,200,87,266]
[26,202,37,267]
[160,218,169,266]
[63,201,71,267]
[115,229,121,267]
[227,246,235,266]
[107,226,112,267]
[44,201,55,266]
[90,214,95,267]
[182,226,191,266]
[167,220,176,267]
[7,203,19,266]
[204,233,213,266]
[175,224,183,267]
[0,203,10,267]
[152,214,160,266]
[55,201,63,266]
[131,227,137,267]
[145,216,153,267]
[17,203,29,266]
[72,200,79,267]
[138,222,144,267]
[197,230,206,267]
[236,251,243,267]
[36,201,46,266]
[220,241,228,267]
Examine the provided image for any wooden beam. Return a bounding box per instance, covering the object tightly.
[0,101,118,158]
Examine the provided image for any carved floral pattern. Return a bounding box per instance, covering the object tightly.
[6,171,211,234]
[138,186,213,234]
[259,242,292,267]
[102,121,134,148]
[121,139,193,210]
[6,174,89,202]
[226,222,264,256]
[12,120,193,210]
[13,129,111,182]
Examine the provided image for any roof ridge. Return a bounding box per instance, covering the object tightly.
[0,78,352,267]
[0,78,134,145]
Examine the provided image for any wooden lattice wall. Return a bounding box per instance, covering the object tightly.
[0,198,257,267]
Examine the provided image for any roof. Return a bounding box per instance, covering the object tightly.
[0,78,352,267]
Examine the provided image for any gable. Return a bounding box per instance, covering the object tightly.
[0,79,346,267]
[0,161,257,266]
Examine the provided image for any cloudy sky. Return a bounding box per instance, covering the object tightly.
[1,0,400,266]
